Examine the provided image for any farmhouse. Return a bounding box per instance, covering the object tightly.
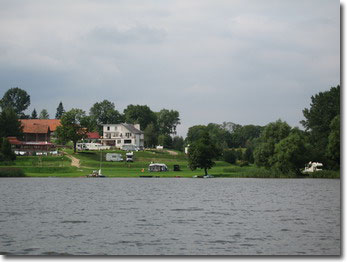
[101,123,144,149]
[20,119,61,142]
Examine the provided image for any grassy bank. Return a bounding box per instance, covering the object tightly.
[0,149,340,178]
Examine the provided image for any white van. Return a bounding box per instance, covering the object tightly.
[126,152,134,162]
[106,153,123,162]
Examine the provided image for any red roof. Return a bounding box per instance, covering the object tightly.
[87,132,100,139]
[21,122,50,134]
[20,119,61,132]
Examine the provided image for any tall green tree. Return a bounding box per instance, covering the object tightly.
[254,119,291,168]
[172,136,185,152]
[158,134,173,148]
[271,129,311,175]
[230,124,263,148]
[326,115,340,168]
[157,109,180,135]
[55,102,65,119]
[188,131,220,176]
[0,87,30,116]
[0,107,23,138]
[123,104,157,130]
[301,85,340,162]
[186,124,232,150]
[31,109,38,119]
[39,109,49,119]
[144,123,158,148]
[55,109,88,152]
[186,125,207,144]
[90,100,123,134]
[0,138,16,162]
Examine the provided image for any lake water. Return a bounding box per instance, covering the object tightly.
[0,178,340,255]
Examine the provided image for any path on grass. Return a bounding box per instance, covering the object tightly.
[65,154,81,168]
[165,150,178,156]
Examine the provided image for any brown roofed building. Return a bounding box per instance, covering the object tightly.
[20,119,61,132]
[20,119,61,142]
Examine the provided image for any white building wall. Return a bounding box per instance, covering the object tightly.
[102,124,144,148]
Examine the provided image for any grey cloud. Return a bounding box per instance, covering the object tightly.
[87,25,167,45]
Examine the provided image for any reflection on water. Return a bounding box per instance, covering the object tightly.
[0,178,340,255]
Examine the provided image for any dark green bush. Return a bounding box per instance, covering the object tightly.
[238,160,249,167]
[0,167,25,177]
[223,150,236,164]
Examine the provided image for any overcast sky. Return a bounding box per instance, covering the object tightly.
[0,0,340,137]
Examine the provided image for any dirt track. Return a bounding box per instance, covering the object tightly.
[65,154,81,168]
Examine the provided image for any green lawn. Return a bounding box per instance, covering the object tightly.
[2,149,339,178]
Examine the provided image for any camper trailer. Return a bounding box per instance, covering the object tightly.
[148,163,168,172]
[105,153,123,162]
[303,162,323,173]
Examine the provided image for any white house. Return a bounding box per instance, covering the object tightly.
[102,123,144,149]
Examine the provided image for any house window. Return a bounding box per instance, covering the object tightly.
[117,140,121,144]
[124,140,132,144]
[107,126,110,131]
[115,132,119,137]
[126,133,131,138]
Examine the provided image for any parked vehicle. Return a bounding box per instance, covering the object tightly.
[126,152,134,162]
[77,142,110,151]
[148,163,168,172]
[122,145,140,151]
[302,162,323,173]
[105,153,123,162]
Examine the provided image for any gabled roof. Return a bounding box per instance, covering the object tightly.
[122,123,144,134]
[22,123,50,134]
[20,119,61,132]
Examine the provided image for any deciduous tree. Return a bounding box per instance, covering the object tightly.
[157,109,180,135]
[188,131,220,175]
[271,129,311,175]
[254,119,291,168]
[123,104,156,130]
[90,100,123,134]
[326,115,340,168]
[55,109,88,152]
[0,87,30,116]
[301,85,340,162]
[0,107,23,138]
[144,123,158,148]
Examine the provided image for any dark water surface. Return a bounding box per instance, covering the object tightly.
[0,178,340,255]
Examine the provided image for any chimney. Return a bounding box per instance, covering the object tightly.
[134,124,141,130]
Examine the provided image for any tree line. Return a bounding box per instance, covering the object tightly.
[0,85,340,177]
[187,85,340,176]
